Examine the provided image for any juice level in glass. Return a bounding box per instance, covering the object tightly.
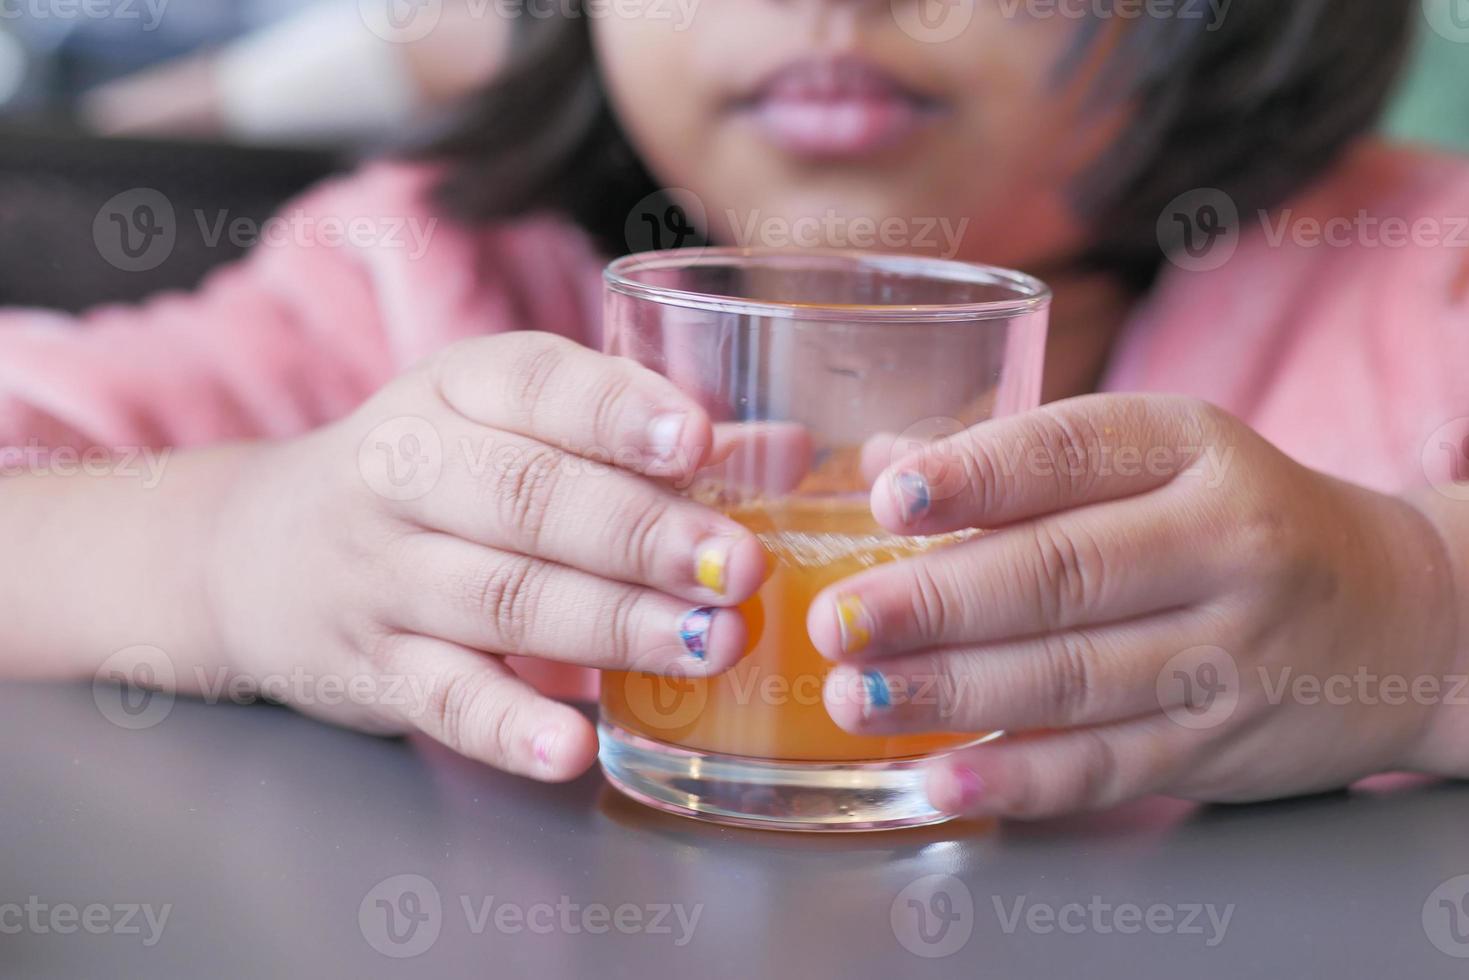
[602,498,984,762]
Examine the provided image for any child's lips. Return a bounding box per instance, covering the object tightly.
[733,56,946,159]
[744,96,940,158]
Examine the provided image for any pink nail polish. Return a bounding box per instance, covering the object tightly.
[950,766,985,811]
[533,728,561,770]
[647,413,687,463]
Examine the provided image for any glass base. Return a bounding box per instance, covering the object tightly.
[598,721,997,833]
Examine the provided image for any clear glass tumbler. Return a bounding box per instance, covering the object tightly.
[598,248,1049,831]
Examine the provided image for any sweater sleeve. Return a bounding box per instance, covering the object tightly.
[0,166,434,456]
[0,163,606,702]
[0,160,607,459]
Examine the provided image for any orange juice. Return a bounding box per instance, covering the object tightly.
[602,499,980,761]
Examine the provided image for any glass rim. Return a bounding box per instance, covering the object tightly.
[604,247,1051,323]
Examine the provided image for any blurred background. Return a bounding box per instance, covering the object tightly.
[0,0,1463,310]
[0,0,510,310]
[0,0,509,146]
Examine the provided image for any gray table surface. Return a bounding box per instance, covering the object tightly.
[4,681,1469,979]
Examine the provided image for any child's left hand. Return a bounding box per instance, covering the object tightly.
[810,394,1465,819]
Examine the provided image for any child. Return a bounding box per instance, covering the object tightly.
[1,1,1465,820]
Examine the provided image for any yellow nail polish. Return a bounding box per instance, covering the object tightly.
[836,594,872,653]
[696,544,727,594]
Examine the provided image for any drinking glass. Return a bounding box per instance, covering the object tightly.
[598,248,1049,831]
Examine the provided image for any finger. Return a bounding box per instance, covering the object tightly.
[377,633,598,781]
[870,394,1230,533]
[821,614,1201,735]
[925,718,1189,820]
[433,332,714,481]
[859,432,899,487]
[408,418,767,603]
[807,499,1220,659]
[386,532,751,674]
[698,421,814,498]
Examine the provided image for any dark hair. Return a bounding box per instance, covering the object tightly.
[421,0,1417,289]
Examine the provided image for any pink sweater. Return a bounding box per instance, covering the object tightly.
[2,140,1467,696]
[1109,142,1469,492]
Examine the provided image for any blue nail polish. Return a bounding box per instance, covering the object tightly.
[894,471,932,523]
[680,607,715,661]
[862,669,892,710]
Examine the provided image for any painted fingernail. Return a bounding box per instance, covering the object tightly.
[533,727,562,771]
[835,594,873,654]
[950,765,985,810]
[695,539,729,594]
[892,470,932,524]
[679,606,716,661]
[647,412,687,463]
[861,669,892,715]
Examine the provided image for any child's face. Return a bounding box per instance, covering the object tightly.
[593,3,1127,268]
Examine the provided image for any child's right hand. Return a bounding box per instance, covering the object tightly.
[205,333,769,780]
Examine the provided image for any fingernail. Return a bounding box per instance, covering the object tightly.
[679,606,716,661]
[695,539,729,594]
[861,669,892,715]
[533,727,562,771]
[950,765,985,811]
[647,413,687,463]
[892,470,932,524]
[835,594,873,654]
